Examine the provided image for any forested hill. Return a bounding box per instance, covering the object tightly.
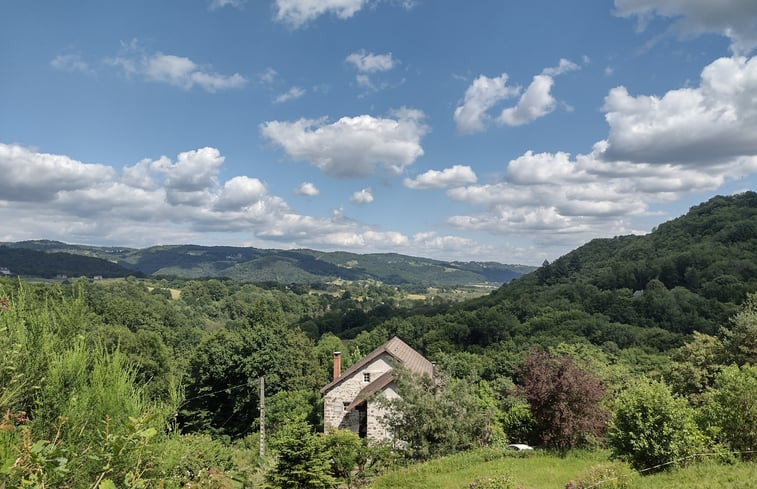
[348,192,756,358]
[481,191,756,335]
[0,246,141,279]
[1,241,533,286]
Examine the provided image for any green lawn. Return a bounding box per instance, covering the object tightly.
[368,449,756,489]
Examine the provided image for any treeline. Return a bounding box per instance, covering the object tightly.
[0,246,140,278]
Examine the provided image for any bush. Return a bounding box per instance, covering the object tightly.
[469,475,516,489]
[700,364,757,454]
[608,380,705,471]
[566,461,638,489]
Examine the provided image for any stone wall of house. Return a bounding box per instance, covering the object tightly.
[323,354,394,434]
[366,383,400,441]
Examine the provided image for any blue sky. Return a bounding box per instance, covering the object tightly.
[1,0,756,265]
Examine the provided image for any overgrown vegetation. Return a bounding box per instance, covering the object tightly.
[0,192,755,487]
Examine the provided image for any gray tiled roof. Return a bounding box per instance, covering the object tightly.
[320,336,432,394]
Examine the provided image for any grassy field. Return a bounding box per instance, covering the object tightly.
[368,449,756,489]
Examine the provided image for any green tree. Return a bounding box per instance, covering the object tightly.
[608,379,705,471]
[380,369,492,460]
[266,417,336,489]
[701,364,757,453]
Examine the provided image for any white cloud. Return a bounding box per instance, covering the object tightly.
[107,44,246,92]
[296,182,320,196]
[0,143,115,202]
[260,108,428,178]
[346,51,396,73]
[404,165,477,189]
[456,59,578,132]
[0,142,493,260]
[346,50,398,92]
[601,55,757,165]
[350,188,374,205]
[498,75,556,126]
[274,86,306,103]
[214,176,268,211]
[454,74,519,133]
[274,0,371,28]
[258,67,277,84]
[50,54,91,73]
[209,0,245,10]
[541,58,579,76]
[614,0,757,54]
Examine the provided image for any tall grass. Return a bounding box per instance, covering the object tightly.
[369,448,756,489]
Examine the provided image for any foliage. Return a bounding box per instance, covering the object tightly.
[608,379,705,471]
[519,350,608,449]
[380,370,494,461]
[468,475,516,489]
[700,364,757,454]
[266,417,336,489]
[565,461,638,489]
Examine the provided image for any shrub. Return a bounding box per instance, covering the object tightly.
[566,461,638,489]
[608,379,705,471]
[469,475,516,489]
[700,364,757,454]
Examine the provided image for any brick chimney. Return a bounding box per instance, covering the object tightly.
[333,351,342,380]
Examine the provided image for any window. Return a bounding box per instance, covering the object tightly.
[363,372,371,382]
[343,401,350,412]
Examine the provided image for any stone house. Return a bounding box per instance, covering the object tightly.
[321,336,433,442]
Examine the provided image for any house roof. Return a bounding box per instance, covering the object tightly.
[320,336,432,394]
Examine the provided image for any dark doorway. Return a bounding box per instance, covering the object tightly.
[357,402,367,438]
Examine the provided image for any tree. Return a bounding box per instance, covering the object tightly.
[322,429,368,489]
[519,350,608,449]
[266,417,336,489]
[701,364,757,453]
[380,369,493,460]
[608,379,705,471]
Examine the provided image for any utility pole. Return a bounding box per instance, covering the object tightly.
[259,376,265,457]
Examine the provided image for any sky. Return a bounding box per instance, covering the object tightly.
[1,0,756,266]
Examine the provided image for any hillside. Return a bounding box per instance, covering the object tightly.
[347,192,757,359]
[0,246,141,279]
[1,241,533,286]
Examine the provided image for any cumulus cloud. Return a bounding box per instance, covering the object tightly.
[0,143,115,202]
[107,43,246,92]
[274,0,371,27]
[0,142,489,260]
[274,86,306,103]
[296,182,320,196]
[346,51,396,73]
[498,75,556,126]
[346,50,399,92]
[601,55,757,165]
[454,74,519,133]
[447,138,749,249]
[260,108,428,178]
[499,60,579,126]
[541,58,579,76]
[446,57,757,248]
[50,54,91,73]
[404,165,478,189]
[455,59,578,132]
[614,0,757,54]
[350,188,374,205]
[209,0,245,10]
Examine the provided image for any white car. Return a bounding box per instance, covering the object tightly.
[506,443,534,451]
